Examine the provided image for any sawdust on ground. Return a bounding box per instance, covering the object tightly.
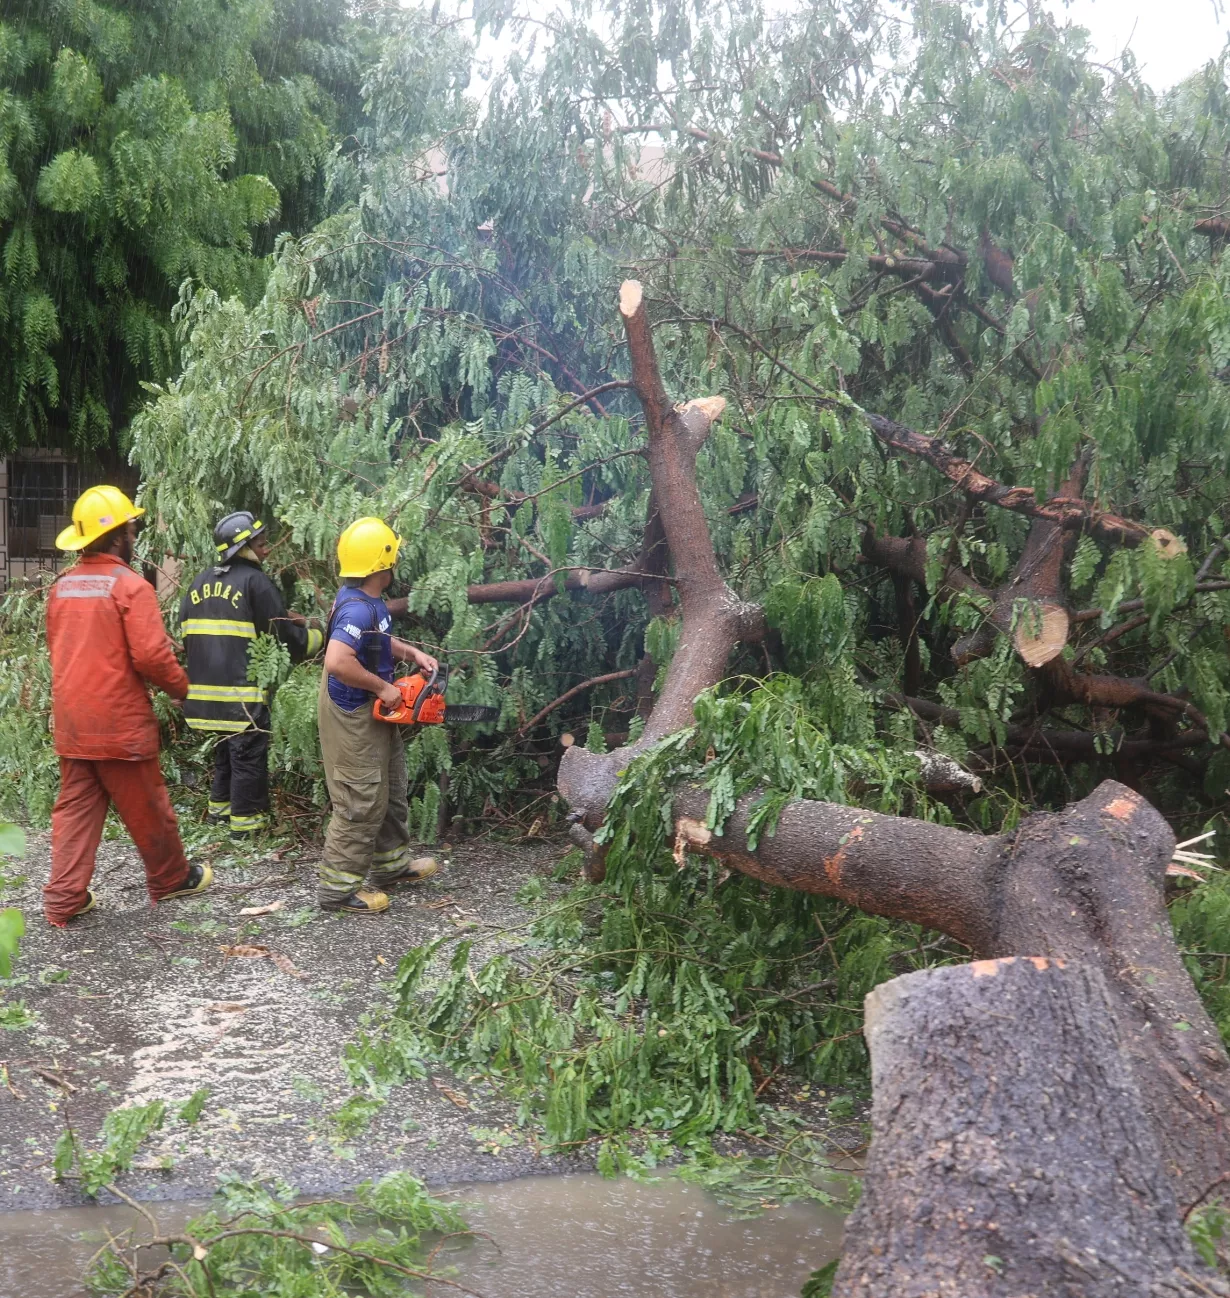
[0,827,592,1208]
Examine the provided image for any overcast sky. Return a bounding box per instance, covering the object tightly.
[470,1,1229,94]
[1062,0,1227,88]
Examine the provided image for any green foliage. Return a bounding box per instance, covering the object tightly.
[0,584,58,826]
[0,821,25,859]
[330,1093,386,1139]
[372,680,961,1151]
[0,1001,35,1030]
[1188,1199,1229,1270]
[85,1170,469,1297]
[671,1136,850,1218]
[1173,871,1230,1048]
[247,631,293,692]
[54,1099,168,1196]
[802,1259,841,1298]
[269,663,327,796]
[0,907,24,981]
[0,819,25,981]
[178,1086,210,1125]
[0,0,375,450]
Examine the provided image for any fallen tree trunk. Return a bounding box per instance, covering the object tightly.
[832,956,1223,1297]
[559,771,1230,1210]
[557,281,1230,1251]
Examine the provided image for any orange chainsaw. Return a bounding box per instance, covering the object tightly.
[372,664,499,727]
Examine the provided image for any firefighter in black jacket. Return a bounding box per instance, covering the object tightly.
[181,512,323,838]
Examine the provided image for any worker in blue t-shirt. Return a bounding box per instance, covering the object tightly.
[317,517,439,914]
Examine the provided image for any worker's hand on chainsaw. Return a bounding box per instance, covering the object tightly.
[415,651,439,674]
[377,680,403,710]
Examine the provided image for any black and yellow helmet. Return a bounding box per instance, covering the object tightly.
[214,510,267,564]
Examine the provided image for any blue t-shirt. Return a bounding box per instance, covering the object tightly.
[326,589,394,712]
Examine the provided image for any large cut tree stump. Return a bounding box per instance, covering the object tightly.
[832,956,1224,1298]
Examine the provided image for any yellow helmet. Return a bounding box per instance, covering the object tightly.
[337,516,400,578]
[56,485,144,552]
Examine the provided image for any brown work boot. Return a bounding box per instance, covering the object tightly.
[383,855,439,886]
[320,888,390,915]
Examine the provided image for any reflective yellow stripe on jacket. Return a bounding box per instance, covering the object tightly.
[181,618,257,639]
[186,684,267,703]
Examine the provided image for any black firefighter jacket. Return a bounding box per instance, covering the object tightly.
[179,557,323,733]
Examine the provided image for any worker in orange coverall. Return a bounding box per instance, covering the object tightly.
[43,485,213,927]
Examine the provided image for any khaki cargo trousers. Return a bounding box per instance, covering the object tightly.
[317,673,412,902]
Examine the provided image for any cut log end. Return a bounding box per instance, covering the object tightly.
[1013,601,1070,666]
[619,279,643,318]
[679,395,727,423]
[1151,527,1188,560]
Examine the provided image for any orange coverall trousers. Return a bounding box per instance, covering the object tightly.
[45,757,190,926]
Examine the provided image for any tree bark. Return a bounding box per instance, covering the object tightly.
[833,956,1223,1298]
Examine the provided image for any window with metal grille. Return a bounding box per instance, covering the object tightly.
[7,458,80,558]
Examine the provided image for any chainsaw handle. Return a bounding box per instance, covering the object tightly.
[410,663,439,726]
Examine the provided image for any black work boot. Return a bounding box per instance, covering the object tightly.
[163,863,214,900]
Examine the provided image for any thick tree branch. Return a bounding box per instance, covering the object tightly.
[1073,581,1230,623]
[949,451,1089,667]
[864,413,1153,546]
[886,692,1212,763]
[619,280,674,441]
[735,245,963,285]
[559,281,767,834]
[516,668,637,737]
[861,529,990,604]
[670,780,1230,1211]
[465,563,657,605]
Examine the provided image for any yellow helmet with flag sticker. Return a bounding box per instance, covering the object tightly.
[56,485,144,551]
[337,516,400,578]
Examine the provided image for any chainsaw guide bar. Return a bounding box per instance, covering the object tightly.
[441,704,500,724]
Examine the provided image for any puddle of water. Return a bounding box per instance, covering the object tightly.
[451,1173,844,1298]
[0,1173,844,1298]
